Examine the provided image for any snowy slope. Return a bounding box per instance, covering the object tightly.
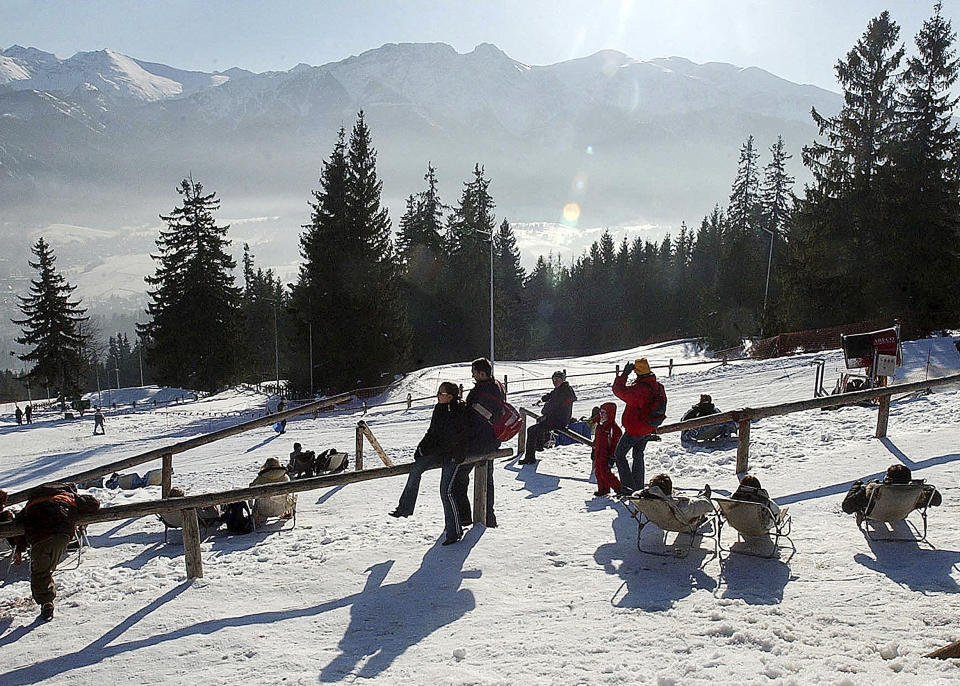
[1,339,959,684]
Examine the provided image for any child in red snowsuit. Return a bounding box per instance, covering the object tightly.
[592,402,622,497]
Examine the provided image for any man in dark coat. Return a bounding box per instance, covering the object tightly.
[680,394,737,443]
[464,357,504,528]
[519,371,577,465]
[25,404,32,424]
[11,482,100,620]
[15,405,23,425]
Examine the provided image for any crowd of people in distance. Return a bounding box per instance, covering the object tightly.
[13,403,33,425]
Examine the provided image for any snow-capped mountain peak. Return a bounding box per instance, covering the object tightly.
[0,45,232,101]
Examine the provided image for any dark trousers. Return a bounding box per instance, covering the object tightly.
[396,453,441,515]
[30,533,70,605]
[614,434,651,493]
[440,460,471,541]
[524,422,554,460]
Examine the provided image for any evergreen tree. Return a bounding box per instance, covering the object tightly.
[240,245,285,389]
[793,12,905,325]
[290,127,349,392]
[523,255,557,355]
[13,237,88,408]
[440,164,497,362]
[493,219,527,358]
[718,137,765,341]
[398,164,447,366]
[885,1,960,330]
[291,113,408,391]
[140,178,242,391]
[759,136,795,335]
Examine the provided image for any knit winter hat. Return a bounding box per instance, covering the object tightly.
[634,358,652,375]
[261,457,283,472]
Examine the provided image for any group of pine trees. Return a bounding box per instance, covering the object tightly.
[8,6,959,402]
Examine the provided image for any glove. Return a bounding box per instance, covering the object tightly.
[623,361,635,375]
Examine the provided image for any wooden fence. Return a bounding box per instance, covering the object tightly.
[515,373,960,474]
[0,448,511,579]
[4,392,356,507]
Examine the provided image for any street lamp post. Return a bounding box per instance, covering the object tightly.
[760,226,776,340]
[476,228,495,373]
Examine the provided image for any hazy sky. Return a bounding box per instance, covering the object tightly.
[1,1,957,92]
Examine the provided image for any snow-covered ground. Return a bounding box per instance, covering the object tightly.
[1,338,959,684]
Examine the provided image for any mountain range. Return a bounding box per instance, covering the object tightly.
[0,41,841,340]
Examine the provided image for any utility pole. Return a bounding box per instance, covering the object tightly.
[273,299,280,397]
[760,226,775,340]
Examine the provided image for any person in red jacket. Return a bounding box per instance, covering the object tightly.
[592,402,622,497]
[611,357,662,494]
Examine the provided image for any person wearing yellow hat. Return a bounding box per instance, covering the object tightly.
[611,357,667,495]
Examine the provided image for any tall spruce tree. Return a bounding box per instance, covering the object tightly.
[440,164,497,362]
[886,1,960,330]
[493,219,527,358]
[290,127,349,392]
[759,136,795,334]
[13,237,88,408]
[140,178,242,391]
[718,136,765,341]
[398,163,447,366]
[291,113,408,391]
[793,12,905,325]
[240,244,286,389]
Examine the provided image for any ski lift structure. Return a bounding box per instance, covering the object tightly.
[833,322,902,396]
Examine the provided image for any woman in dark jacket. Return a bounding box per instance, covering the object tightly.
[390,382,469,520]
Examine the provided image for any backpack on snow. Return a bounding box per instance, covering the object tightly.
[640,381,668,429]
[223,501,254,534]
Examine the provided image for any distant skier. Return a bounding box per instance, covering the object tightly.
[25,404,32,424]
[15,405,23,425]
[93,408,105,435]
[275,398,287,434]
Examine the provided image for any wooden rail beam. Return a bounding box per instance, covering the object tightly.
[0,449,514,538]
[358,421,394,467]
[5,392,355,506]
[519,407,593,448]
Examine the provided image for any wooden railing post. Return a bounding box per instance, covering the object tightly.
[876,394,892,438]
[517,412,526,457]
[355,423,364,471]
[668,358,674,377]
[359,421,394,467]
[473,459,489,526]
[503,374,508,396]
[182,508,203,579]
[161,453,173,499]
[736,418,751,474]
[406,393,412,410]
